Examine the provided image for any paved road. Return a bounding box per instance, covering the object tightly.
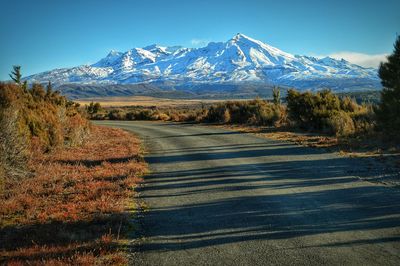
[96,121,400,265]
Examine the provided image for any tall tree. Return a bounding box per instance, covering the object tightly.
[377,36,400,131]
[9,66,22,84]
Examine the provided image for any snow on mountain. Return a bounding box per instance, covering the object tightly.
[25,33,380,90]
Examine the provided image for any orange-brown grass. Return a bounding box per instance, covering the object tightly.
[0,126,147,265]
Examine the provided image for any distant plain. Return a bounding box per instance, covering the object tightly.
[76,96,236,107]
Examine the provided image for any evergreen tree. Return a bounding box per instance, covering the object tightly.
[376,36,400,131]
[9,66,22,84]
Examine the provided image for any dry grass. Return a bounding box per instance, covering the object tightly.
[77,96,239,108]
[0,126,147,265]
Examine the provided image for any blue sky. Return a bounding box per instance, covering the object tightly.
[0,0,399,80]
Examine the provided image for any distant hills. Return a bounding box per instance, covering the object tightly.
[25,33,381,99]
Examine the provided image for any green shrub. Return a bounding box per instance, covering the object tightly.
[205,105,227,123]
[340,96,360,112]
[287,89,339,131]
[134,110,155,120]
[91,113,107,120]
[108,109,126,120]
[125,111,136,120]
[204,98,282,126]
[86,102,101,118]
[325,111,355,136]
[124,109,157,120]
[286,89,370,136]
[352,107,376,135]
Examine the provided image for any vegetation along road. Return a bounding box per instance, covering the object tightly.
[96,121,400,265]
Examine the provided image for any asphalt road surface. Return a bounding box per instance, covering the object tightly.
[95,121,400,266]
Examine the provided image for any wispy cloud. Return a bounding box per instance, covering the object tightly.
[316,52,388,68]
[190,38,209,47]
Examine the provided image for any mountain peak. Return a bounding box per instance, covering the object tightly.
[142,44,183,55]
[107,50,121,57]
[231,33,254,42]
[143,44,163,50]
[228,33,296,62]
[91,50,122,67]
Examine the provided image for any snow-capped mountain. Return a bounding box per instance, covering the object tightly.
[25,33,380,91]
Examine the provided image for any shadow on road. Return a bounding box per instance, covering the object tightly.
[158,131,243,139]
[138,137,400,253]
[146,143,326,164]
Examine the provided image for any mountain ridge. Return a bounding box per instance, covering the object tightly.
[25,33,380,92]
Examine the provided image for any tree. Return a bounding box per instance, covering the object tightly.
[376,36,400,132]
[272,86,281,105]
[46,81,53,98]
[9,66,22,84]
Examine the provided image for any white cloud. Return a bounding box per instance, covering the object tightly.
[317,52,388,68]
[190,38,209,47]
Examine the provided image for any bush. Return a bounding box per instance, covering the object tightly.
[0,109,29,181]
[86,102,101,117]
[157,112,170,121]
[125,109,157,120]
[287,89,338,131]
[0,80,89,181]
[326,111,355,136]
[108,109,126,120]
[168,112,186,122]
[205,105,227,123]
[91,113,107,120]
[134,109,156,120]
[223,109,231,123]
[352,107,376,135]
[64,113,90,146]
[286,89,370,136]
[204,98,282,126]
